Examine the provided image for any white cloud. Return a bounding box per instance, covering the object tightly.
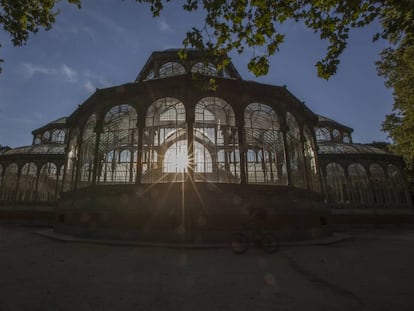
[20,63,57,79]
[19,63,112,95]
[84,80,96,93]
[79,25,97,42]
[32,112,45,121]
[84,72,111,87]
[86,10,128,35]
[61,64,78,83]
[83,71,112,94]
[54,23,97,42]
[161,44,181,50]
[20,63,78,83]
[159,18,174,33]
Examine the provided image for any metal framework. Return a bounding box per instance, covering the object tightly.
[0,50,411,213]
[0,117,66,204]
[0,150,64,204]
[61,95,321,193]
[317,116,411,208]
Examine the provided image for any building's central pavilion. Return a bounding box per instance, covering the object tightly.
[56,49,322,242]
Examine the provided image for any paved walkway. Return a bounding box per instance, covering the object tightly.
[36,229,352,248]
[1,225,414,311]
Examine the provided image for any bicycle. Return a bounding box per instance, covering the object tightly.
[230,224,279,254]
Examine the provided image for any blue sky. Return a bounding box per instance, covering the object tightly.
[0,0,393,148]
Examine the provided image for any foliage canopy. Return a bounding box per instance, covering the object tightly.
[377,42,414,168]
[1,0,414,78]
[136,0,414,79]
[0,0,81,72]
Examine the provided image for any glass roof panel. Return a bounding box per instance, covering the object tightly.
[318,143,388,155]
[5,144,65,155]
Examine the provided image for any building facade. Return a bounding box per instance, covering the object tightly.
[0,50,412,241]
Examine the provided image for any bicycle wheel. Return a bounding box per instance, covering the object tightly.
[261,233,279,254]
[230,232,249,254]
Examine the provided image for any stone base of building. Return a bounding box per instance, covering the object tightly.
[55,183,329,243]
[328,208,414,229]
[0,204,55,226]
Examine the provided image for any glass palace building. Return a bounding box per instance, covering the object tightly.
[0,50,412,242]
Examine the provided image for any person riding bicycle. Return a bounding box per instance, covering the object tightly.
[230,207,278,254]
[246,207,268,232]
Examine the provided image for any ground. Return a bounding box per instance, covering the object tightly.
[1,225,414,311]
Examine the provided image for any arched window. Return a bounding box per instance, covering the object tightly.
[303,126,320,192]
[387,164,407,205]
[142,98,186,183]
[286,112,305,188]
[370,163,387,205]
[63,129,79,191]
[315,127,330,142]
[244,103,286,185]
[195,97,235,125]
[191,62,218,76]
[343,133,351,143]
[325,163,347,204]
[146,97,185,127]
[348,163,369,205]
[78,114,96,188]
[38,162,58,202]
[17,162,38,202]
[194,97,239,183]
[51,129,66,144]
[42,131,50,143]
[144,70,154,81]
[0,163,18,201]
[34,135,41,145]
[332,129,342,142]
[159,62,186,78]
[98,105,138,184]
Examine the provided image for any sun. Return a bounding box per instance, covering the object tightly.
[164,140,189,173]
[175,148,189,172]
